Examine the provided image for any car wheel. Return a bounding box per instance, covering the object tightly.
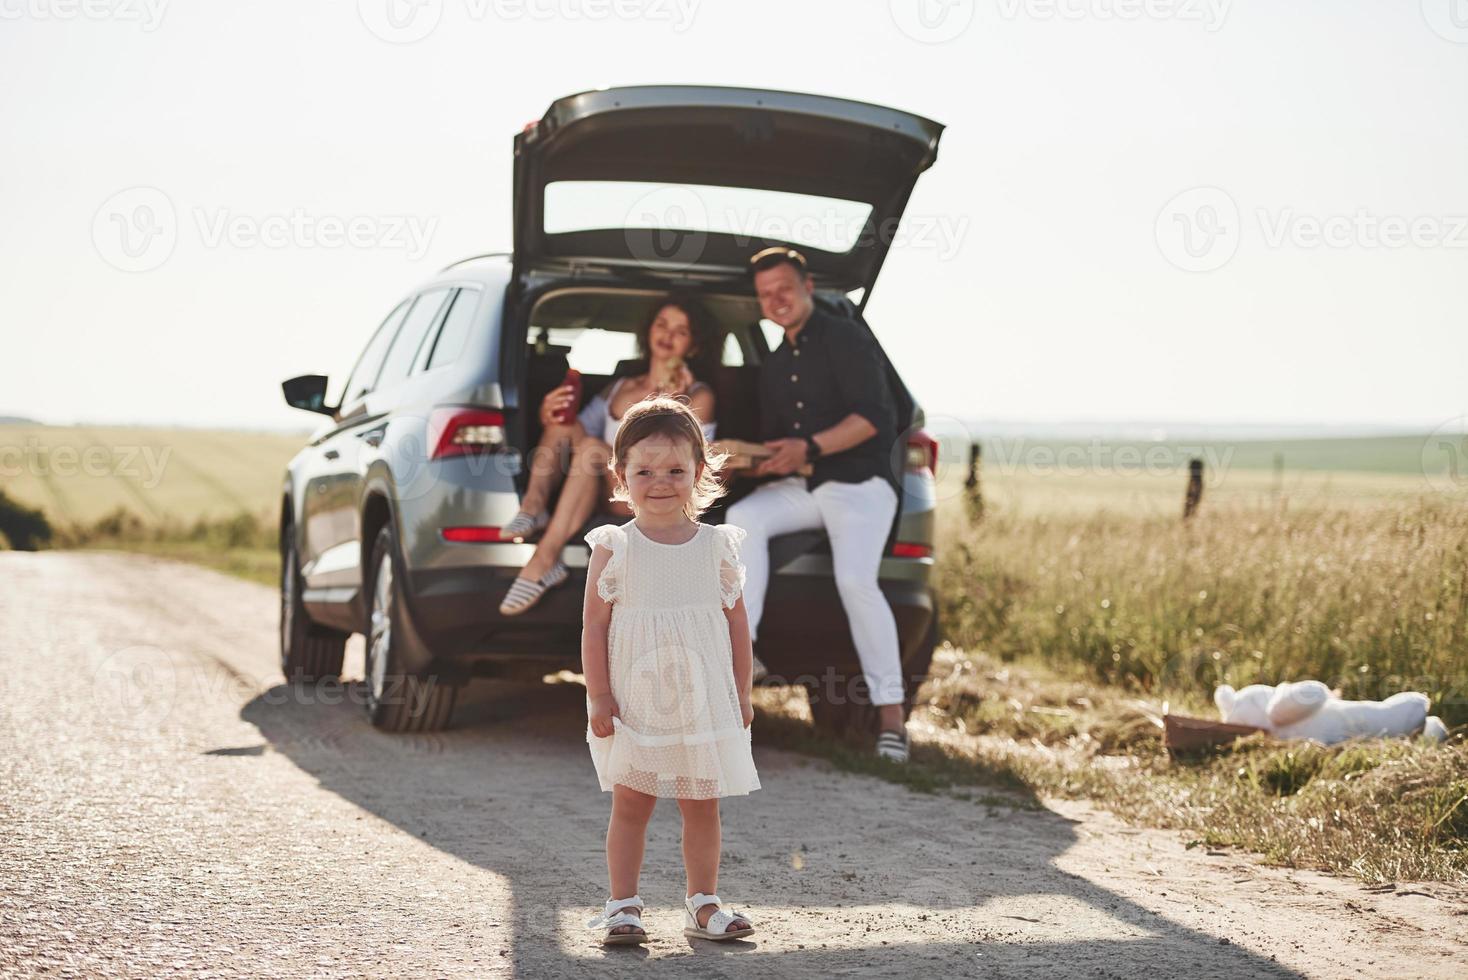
[804,679,854,738]
[363,523,458,733]
[805,607,938,740]
[280,533,347,683]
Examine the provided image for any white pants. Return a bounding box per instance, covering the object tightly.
[726,474,905,706]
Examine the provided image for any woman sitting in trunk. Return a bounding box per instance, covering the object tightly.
[499,294,719,615]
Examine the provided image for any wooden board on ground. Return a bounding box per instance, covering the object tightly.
[1162,712,1266,755]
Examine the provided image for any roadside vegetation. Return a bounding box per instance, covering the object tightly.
[755,644,1467,884]
[759,486,1468,884]
[4,423,1464,882]
[55,505,278,585]
[936,495,1468,727]
[0,487,53,550]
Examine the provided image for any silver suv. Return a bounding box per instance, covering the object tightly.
[278,86,945,733]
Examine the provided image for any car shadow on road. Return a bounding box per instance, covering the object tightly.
[240,677,1302,978]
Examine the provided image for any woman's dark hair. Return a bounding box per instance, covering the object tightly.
[632,292,720,383]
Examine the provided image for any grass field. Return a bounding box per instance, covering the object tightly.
[0,423,308,526]
[3,421,1464,881]
[3,421,1463,526]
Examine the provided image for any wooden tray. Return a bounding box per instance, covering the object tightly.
[1162,712,1266,754]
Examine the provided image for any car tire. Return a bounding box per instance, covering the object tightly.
[805,605,938,740]
[280,533,348,683]
[363,523,458,733]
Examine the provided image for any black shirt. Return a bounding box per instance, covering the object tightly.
[757,305,901,497]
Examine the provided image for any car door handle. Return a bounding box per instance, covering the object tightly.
[323,448,340,460]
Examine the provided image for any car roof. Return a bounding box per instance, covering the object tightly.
[429,253,512,287]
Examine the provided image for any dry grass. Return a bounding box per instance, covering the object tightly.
[935,492,1468,727]
[859,486,1468,882]
[0,423,304,525]
[755,644,1468,884]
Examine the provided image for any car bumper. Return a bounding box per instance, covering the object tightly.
[403,558,935,677]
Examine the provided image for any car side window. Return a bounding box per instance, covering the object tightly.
[376,288,451,389]
[424,287,481,371]
[341,300,410,407]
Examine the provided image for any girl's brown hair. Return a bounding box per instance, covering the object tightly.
[607,395,730,521]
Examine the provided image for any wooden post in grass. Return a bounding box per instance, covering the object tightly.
[964,442,984,524]
[1183,458,1204,520]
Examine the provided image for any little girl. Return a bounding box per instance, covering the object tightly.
[580,395,759,946]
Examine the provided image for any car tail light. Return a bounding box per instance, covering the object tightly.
[891,429,938,559]
[905,429,938,477]
[441,526,506,543]
[429,407,506,460]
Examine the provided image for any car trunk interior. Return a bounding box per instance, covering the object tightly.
[513,284,914,569]
[517,286,767,532]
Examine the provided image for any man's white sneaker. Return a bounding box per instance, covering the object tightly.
[875,729,910,763]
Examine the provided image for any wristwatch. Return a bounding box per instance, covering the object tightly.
[803,434,822,460]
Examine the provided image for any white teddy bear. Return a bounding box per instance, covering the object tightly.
[1214,680,1448,745]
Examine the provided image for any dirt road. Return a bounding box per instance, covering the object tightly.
[1,551,1464,978]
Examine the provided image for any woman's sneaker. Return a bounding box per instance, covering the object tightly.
[503,509,549,542]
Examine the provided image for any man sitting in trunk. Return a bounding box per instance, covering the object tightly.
[725,246,910,763]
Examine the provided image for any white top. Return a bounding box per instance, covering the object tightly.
[582,520,760,799]
[578,376,718,447]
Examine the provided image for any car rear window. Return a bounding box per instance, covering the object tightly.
[543,181,874,255]
[538,326,641,376]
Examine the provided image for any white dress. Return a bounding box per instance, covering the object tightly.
[582,520,761,799]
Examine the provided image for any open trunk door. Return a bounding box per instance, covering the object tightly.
[512,85,944,305]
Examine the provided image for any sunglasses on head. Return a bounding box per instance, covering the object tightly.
[748,246,808,273]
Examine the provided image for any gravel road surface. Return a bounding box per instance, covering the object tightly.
[2,550,1464,978]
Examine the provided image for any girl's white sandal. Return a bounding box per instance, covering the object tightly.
[683,892,754,941]
[587,895,649,946]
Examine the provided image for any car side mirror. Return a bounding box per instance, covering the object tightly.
[282,375,335,416]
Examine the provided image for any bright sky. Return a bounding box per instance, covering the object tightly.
[2,1,1466,434]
